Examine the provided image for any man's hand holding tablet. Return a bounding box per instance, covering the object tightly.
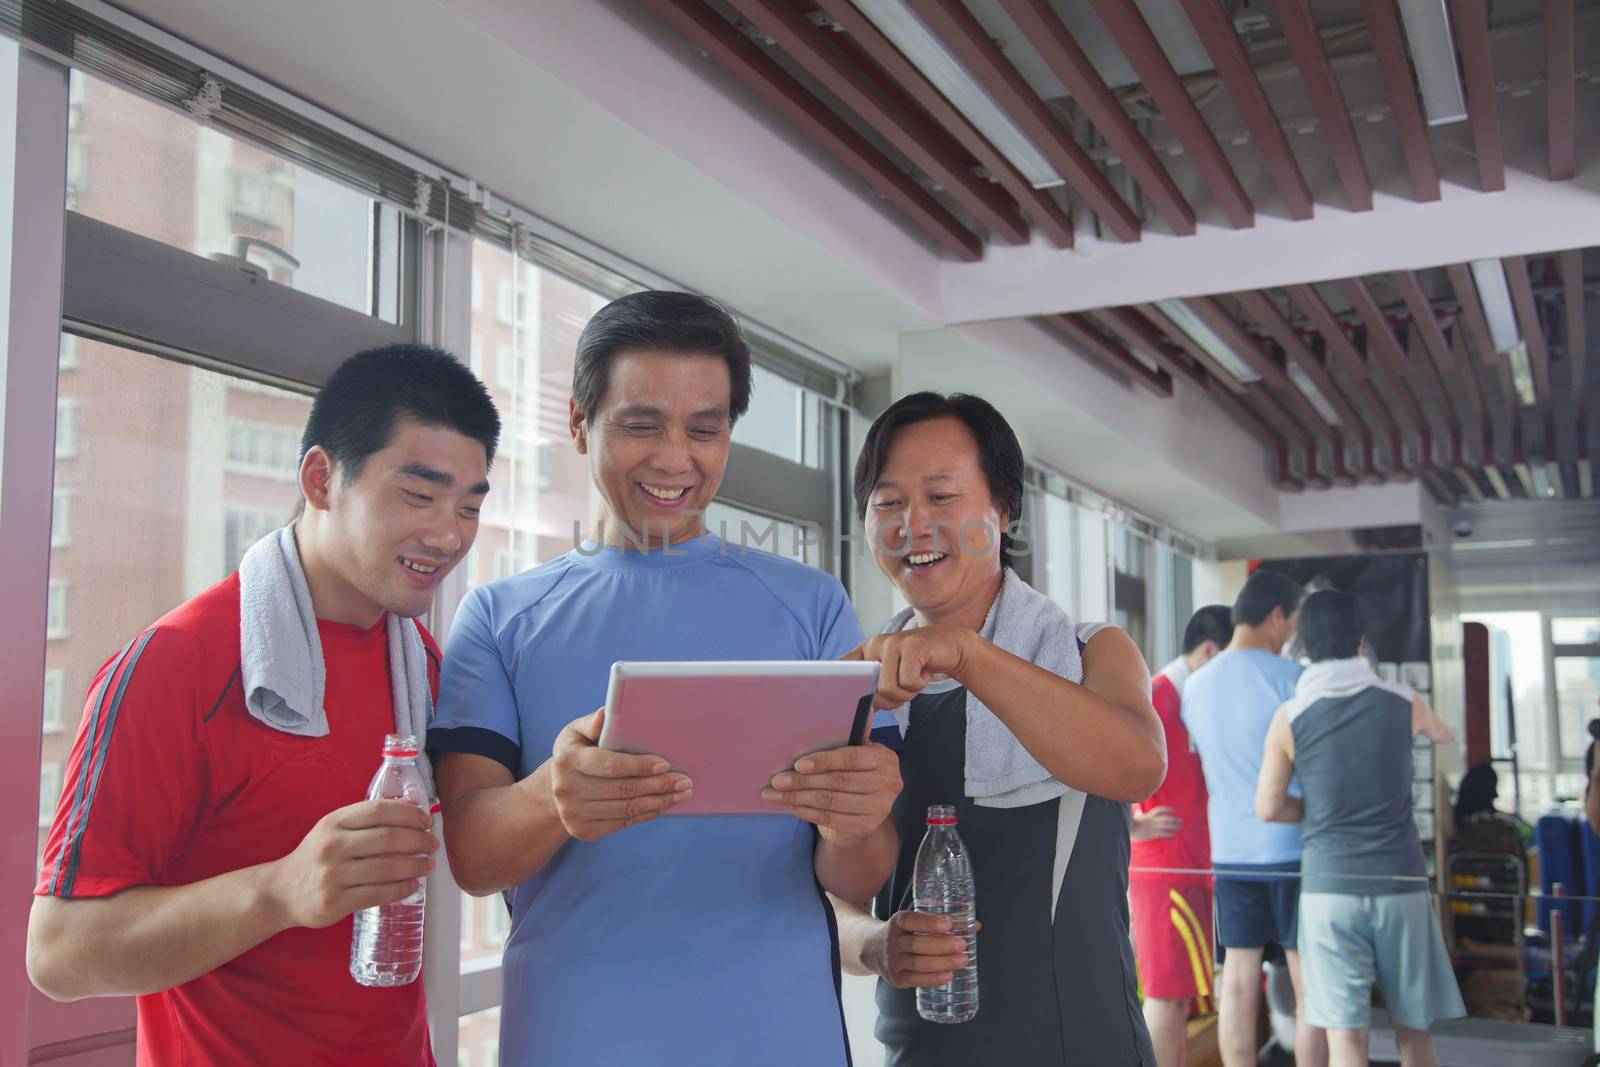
[550,708,695,841]
[760,743,901,844]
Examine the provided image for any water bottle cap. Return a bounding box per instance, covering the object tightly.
[382,733,419,758]
[926,803,957,826]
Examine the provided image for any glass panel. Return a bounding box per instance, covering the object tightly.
[704,499,815,566]
[1554,656,1600,760]
[731,364,824,469]
[1075,505,1109,623]
[1041,493,1075,618]
[1463,612,1551,817]
[38,336,310,856]
[1112,526,1150,660]
[0,38,15,501]
[1552,617,1600,647]
[67,71,401,320]
[457,1006,500,1067]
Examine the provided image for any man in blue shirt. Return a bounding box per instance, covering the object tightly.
[427,291,902,1065]
[1183,570,1325,1067]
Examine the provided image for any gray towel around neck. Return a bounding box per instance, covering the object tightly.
[882,567,1103,809]
[238,525,436,800]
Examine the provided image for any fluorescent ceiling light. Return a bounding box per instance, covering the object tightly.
[1504,341,1537,406]
[1451,538,1537,551]
[1154,299,1262,384]
[1469,259,1521,354]
[1286,361,1342,425]
[1397,0,1469,125]
[853,0,1062,188]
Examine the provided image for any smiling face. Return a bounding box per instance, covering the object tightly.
[572,350,733,547]
[305,417,490,623]
[863,416,1007,625]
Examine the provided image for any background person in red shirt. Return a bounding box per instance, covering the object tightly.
[1130,604,1234,1067]
[27,345,498,1067]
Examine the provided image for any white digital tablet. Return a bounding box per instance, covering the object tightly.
[597,660,881,816]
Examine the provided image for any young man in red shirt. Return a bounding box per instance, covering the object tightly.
[27,346,498,1067]
[1130,604,1234,1067]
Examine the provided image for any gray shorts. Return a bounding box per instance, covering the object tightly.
[1298,890,1466,1031]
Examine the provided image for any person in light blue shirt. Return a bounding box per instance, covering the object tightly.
[1182,569,1326,1067]
[426,291,902,1066]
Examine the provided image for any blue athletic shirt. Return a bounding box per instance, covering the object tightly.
[428,532,864,1066]
[1180,648,1304,866]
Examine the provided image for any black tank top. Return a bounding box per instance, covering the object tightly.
[871,685,1155,1066]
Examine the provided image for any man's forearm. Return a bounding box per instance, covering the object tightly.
[828,893,886,978]
[814,818,898,904]
[1261,796,1304,823]
[443,761,571,895]
[28,863,289,1001]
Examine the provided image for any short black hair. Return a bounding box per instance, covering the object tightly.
[1298,589,1366,662]
[300,344,499,481]
[1182,604,1234,654]
[853,392,1025,560]
[1232,570,1304,628]
[573,290,752,424]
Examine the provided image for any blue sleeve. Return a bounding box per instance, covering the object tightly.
[428,587,523,776]
[816,578,865,660]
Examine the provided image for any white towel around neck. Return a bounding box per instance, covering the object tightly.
[238,525,436,800]
[881,568,1106,809]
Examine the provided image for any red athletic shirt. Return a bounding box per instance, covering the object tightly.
[1130,673,1212,887]
[36,573,439,1067]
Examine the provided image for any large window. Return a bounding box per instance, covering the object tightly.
[66,72,406,321]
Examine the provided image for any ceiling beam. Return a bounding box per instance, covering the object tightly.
[907,0,1141,242]
[813,0,1075,248]
[1562,249,1586,394]
[1087,0,1253,228]
[1454,468,1486,504]
[1445,262,1498,366]
[1134,302,1247,394]
[1268,0,1374,212]
[1450,323,1491,465]
[1180,295,1339,483]
[1451,0,1506,192]
[1394,272,1471,467]
[995,0,1195,235]
[1042,314,1174,397]
[1204,379,1303,488]
[1085,307,1210,389]
[1234,289,1378,481]
[1546,0,1576,181]
[723,0,1031,245]
[1176,0,1312,220]
[1283,282,1409,474]
[636,0,982,260]
[1483,464,1512,500]
[1338,278,1438,467]
[1503,254,1554,455]
[1360,0,1440,202]
[1404,313,1466,468]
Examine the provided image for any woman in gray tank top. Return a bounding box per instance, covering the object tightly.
[827,393,1166,1066]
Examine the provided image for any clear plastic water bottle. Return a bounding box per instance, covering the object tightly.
[350,733,429,987]
[912,804,978,1024]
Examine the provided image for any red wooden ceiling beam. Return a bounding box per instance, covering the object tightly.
[1444,263,1499,366]
[724,0,1029,245]
[1235,289,1376,481]
[1404,315,1465,469]
[813,0,1075,247]
[1360,0,1441,202]
[1451,323,1493,464]
[1546,0,1576,181]
[996,0,1196,235]
[1395,271,1475,466]
[1087,0,1253,228]
[1563,250,1587,427]
[1176,0,1313,220]
[1337,278,1437,467]
[1451,0,1506,192]
[1268,0,1374,211]
[1134,302,1249,394]
[1043,314,1174,397]
[907,0,1142,241]
[1504,254,1559,458]
[1085,307,1210,389]
[637,0,982,259]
